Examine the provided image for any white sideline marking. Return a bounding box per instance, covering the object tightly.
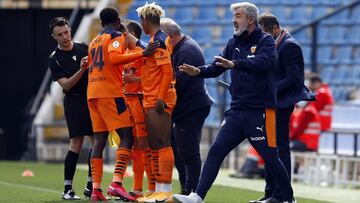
[0,181,60,194]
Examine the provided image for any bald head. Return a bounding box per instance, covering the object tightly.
[160,18,182,36]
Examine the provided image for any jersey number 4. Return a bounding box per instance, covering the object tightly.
[89,46,104,71]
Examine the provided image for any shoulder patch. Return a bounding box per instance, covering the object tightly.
[154,30,168,49]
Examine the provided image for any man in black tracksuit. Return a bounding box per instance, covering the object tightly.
[173,2,295,203]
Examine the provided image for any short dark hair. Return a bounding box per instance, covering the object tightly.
[125,20,142,39]
[100,7,120,25]
[258,13,280,32]
[49,17,69,32]
[142,15,160,26]
[309,75,322,84]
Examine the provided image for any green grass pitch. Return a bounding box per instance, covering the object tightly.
[0,161,329,203]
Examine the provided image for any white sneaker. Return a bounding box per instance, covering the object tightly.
[173,192,203,203]
[61,189,81,200]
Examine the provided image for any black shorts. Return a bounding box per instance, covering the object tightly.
[63,94,93,138]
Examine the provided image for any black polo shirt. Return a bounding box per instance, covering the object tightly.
[48,42,89,95]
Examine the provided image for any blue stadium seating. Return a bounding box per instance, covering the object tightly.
[320,66,335,83]
[284,7,306,25]
[310,6,328,19]
[332,66,352,85]
[195,6,218,24]
[349,5,360,23]
[192,26,213,45]
[302,0,322,6]
[322,10,349,25]
[128,0,355,104]
[173,7,193,24]
[346,27,360,44]
[353,47,360,64]
[302,46,311,65]
[332,46,353,64]
[203,47,221,64]
[281,0,301,6]
[317,46,333,64]
[327,26,346,45]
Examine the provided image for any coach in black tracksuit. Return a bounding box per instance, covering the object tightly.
[249,14,314,203]
[173,3,295,203]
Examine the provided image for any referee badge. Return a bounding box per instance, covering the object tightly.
[251,45,257,54]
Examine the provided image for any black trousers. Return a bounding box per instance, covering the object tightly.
[171,106,210,194]
[265,105,294,200]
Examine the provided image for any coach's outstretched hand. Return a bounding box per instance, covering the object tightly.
[143,41,160,56]
[179,63,201,76]
[214,56,235,69]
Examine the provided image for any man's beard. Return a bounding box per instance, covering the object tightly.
[234,23,248,36]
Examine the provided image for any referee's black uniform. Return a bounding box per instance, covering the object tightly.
[48,42,93,137]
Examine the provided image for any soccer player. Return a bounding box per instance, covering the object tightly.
[123,20,156,199]
[48,17,94,200]
[135,2,177,202]
[86,7,158,201]
[160,18,212,195]
[173,2,296,203]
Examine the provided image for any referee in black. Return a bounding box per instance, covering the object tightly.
[48,17,93,200]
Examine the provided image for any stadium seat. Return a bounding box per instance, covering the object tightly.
[346,27,360,44]
[204,47,221,64]
[321,0,344,6]
[332,66,351,85]
[347,66,360,85]
[292,30,311,44]
[310,6,328,19]
[332,46,353,64]
[220,26,234,43]
[322,10,349,25]
[320,66,335,83]
[302,46,311,65]
[269,6,285,22]
[284,7,307,25]
[192,26,213,45]
[317,46,333,64]
[353,47,360,64]
[317,26,329,44]
[126,10,139,20]
[349,5,360,24]
[327,26,346,45]
[173,7,193,24]
[195,6,218,24]
[302,0,322,6]
[281,0,301,6]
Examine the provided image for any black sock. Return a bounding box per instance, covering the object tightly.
[86,148,93,190]
[64,150,79,192]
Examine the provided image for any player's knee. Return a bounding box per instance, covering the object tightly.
[69,137,84,153]
[116,127,134,148]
